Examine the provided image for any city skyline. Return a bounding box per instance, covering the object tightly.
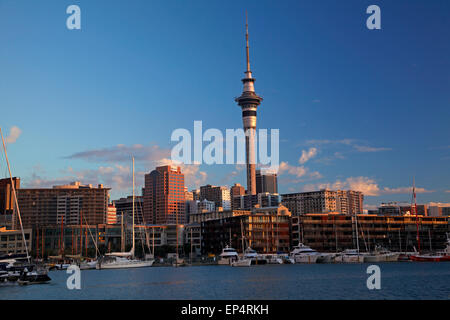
[1,0,449,208]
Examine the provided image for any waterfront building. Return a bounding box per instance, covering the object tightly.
[16,181,110,228]
[143,166,186,225]
[199,185,231,210]
[291,213,449,253]
[256,170,278,194]
[184,223,202,257]
[0,227,32,255]
[201,205,291,254]
[281,189,364,216]
[31,224,121,258]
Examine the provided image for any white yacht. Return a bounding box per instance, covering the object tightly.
[218,245,239,265]
[263,254,283,264]
[97,252,154,269]
[289,243,323,264]
[243,247,267,265]
[335,249,365,263]
[231,257,251,267]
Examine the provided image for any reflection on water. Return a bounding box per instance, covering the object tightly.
[1,263,449,300]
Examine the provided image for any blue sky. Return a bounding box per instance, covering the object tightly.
[0,0,449,207]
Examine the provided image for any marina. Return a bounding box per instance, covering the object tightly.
[1,262,449,300]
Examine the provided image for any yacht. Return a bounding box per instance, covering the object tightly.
[231,257,251,267]
[335,249,365,263]
[364,246,399,262]
[97,253,154,269]
[243,247,267,265]
[289,243,324,264]
[218,245,239,265]
[263,254,283,264]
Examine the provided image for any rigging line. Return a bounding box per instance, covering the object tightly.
[83,214,100,257]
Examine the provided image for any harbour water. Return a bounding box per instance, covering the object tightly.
[1,263,449,300]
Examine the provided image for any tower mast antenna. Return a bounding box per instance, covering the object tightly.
[245,11,251,74]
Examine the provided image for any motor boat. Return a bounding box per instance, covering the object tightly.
[263,254,283,264]
[231,257,252,267]
[364,246,400,262]
[334,249,365,263]
[218,245,238,265]
[243,247,267,265]
[96,254,154,269]
[289,243,323,264]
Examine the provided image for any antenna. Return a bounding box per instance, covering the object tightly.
[245,11,251,73]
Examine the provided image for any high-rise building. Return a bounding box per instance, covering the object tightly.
[199,185,231,210]
[232,193,280,210]
[230,183,246,210]
[256,170,278,194]
[235,16,263,195]
[17,181,110,228]
[113,196,144,225]
[143,166,186,225]
[281,190,364,216]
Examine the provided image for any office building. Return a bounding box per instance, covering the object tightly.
[143,166,186,225]
[199,185,231,210]
[256,170,278,194]
[17,181,110,228]
[281,189,364,216]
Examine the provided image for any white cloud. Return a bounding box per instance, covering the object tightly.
[299,147,317,164]
[306,139,390,153]
[301,176,433,197]
[66,144,171,164]
[5,126,22,144]
[381,187,433,195]
[278,162,307,178]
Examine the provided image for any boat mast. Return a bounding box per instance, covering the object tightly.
[413,177,420,252]
[354,213,360,254]
[121,212,125,252]
[132,156,135,259]
[240,218,245,253]
[0,128,30,263]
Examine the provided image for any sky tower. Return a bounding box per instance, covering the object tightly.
[235,14,263,195]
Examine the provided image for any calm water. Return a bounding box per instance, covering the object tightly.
[1,263,449,300]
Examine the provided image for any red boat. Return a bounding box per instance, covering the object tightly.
[410,254,450,262]
[410,236,450,262]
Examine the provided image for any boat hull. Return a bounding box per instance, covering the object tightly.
[335,255,364,263]
[231,259,252,267]
[410,255,450,262]
[294,255,320,264]
[96,260,154,269]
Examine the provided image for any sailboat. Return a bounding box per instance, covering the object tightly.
[96,157,154,269]
[335,213,364,263]
[0,128,51,284]
[231,219,251,267]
